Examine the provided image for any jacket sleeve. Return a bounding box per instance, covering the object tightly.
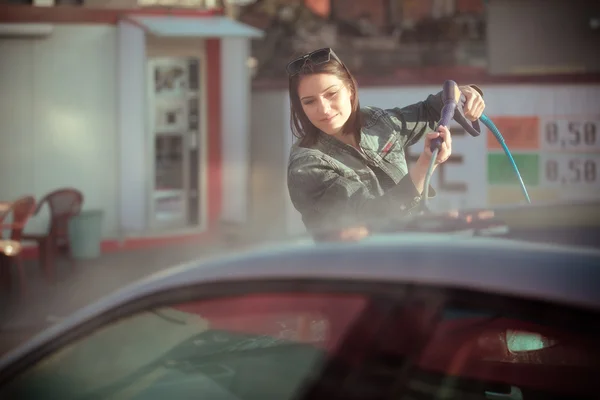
[385,84,485,148]
[288,155,425,236]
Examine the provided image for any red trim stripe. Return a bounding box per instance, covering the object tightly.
[253,66,600,90]
[18,232,214,261]
[0,4,224,24]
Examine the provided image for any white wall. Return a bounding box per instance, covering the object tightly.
[221,37,251,225]
[249,89,306,238]
[117,21,147,234]
[251,84,600,236]
[281,95,305,237]
[0,26,119,237]
[249,90,291,238]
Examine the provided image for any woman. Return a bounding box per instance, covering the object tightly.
[286,48,485,240]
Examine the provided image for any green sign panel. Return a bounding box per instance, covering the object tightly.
[487,153,539,186]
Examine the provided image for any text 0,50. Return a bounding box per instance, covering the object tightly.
[545,159,597,184]
[544,121,598,149]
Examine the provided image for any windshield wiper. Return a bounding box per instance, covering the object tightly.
[374,209,510,238]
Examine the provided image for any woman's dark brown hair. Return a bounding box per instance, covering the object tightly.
[288,56,363,148]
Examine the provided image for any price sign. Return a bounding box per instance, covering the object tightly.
[541,153,599,187]
[540,118,600,152]
[486,114,600,205]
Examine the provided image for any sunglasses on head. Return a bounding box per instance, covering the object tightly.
[285,47,344,76]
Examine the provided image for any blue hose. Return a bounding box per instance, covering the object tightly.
[480,113,532,204]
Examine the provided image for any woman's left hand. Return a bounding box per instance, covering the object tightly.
[423,125,452,165]
[459,85,485,121]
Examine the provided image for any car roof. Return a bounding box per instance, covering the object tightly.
[1,232,599,370]
[490,198,600,228]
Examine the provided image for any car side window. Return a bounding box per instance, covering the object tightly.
[2,286,599,400]
[302,290,600,400]
[0,293,368,400]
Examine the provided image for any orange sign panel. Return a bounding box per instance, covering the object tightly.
[486,116,540,150]
[305,0,331,18]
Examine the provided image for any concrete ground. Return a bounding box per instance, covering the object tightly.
[0,237,250,356]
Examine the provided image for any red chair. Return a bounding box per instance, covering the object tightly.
[22,188,83,282]
[0,195,36,295]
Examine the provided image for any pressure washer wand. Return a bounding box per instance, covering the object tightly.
[422,80,460,209]
[420,80,532,212]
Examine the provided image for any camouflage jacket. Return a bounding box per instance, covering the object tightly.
[287,86,482,238]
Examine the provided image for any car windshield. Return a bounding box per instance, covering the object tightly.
[1,290,598,400]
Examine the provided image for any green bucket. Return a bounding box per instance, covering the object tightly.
[68,210,104,259]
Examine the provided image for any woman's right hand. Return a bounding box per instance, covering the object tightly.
[422,125,452,166]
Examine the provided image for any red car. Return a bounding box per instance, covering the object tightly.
[0,200,598,400]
